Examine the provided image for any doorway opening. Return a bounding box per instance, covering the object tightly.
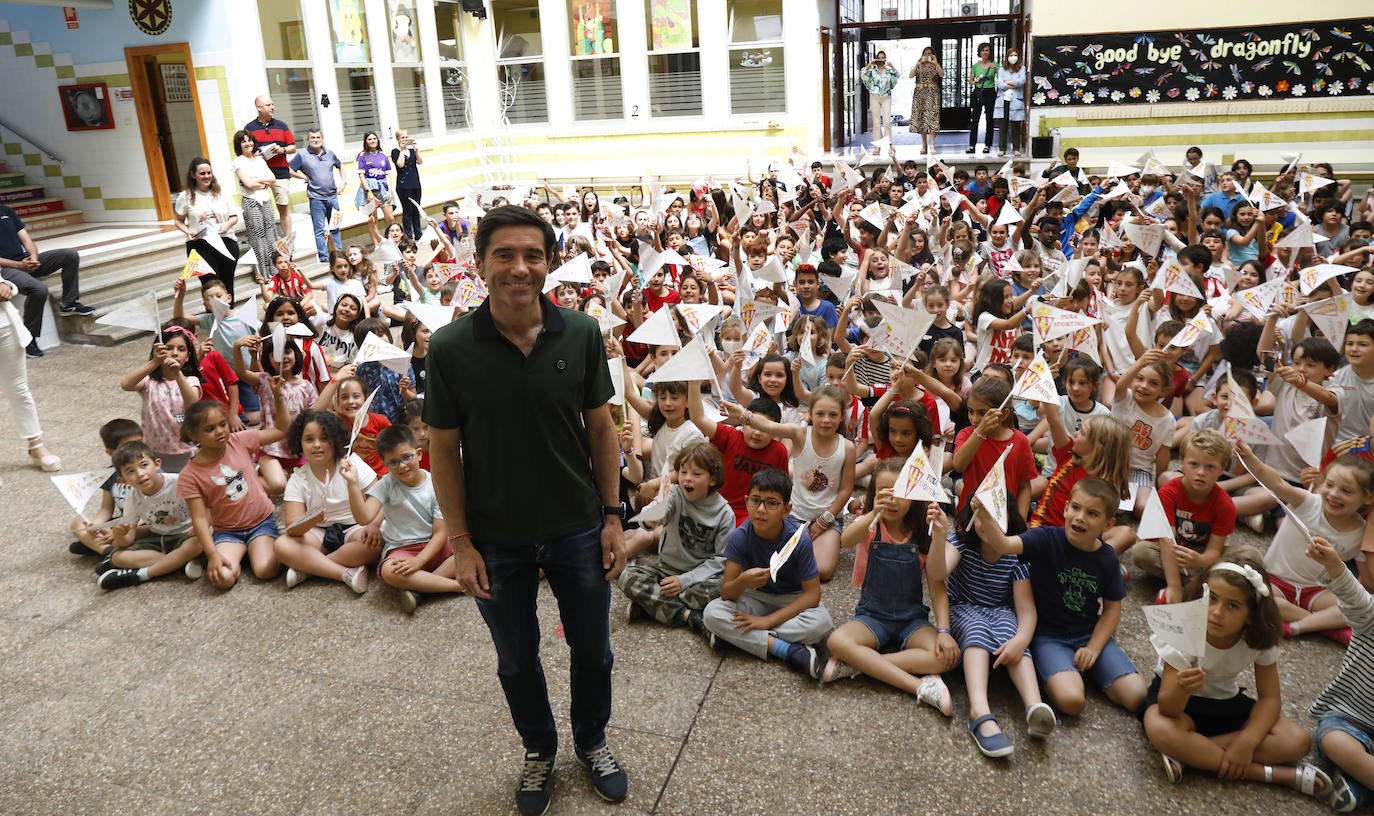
[126,43,209,220]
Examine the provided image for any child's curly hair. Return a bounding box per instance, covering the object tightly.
[286,410,350,460]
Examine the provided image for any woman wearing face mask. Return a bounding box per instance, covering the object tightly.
[995,48,1026,158]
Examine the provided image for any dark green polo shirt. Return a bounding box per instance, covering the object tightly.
[424,296,613,545]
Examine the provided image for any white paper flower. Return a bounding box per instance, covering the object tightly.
[1110,90,1124,102]
[1082,93,1095,104]
[1291,84,1306,96]
[1146,89,1160,102]
[1185,87,1200,101]
[1257,85,1271,97]
[1059,94,1071,104]
[1222,85,1237,100]
[1329,81,1344,95]
[1032,93,1046,106]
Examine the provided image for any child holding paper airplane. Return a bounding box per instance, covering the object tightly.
[119,325,203,474]
[230,334,318,494]
[951,377,1036,521]
[685,381,789,527]
[352,316,413,425]
[177,386,290,590]
[94,440,204,590]
[724,386,855,582]
[331,375,392,476]
[1111,348,1178,517]
[974,477,1148,716]
[173,277,261,425]
[822,458,957,717]
[256,252,317,318]
[626,380,705,508]
[1029,403,1137,560]
[617,442,734,632]
[69,419,144,557]
[1141,551,1327,799]
[701,468,833,677]
[1234,439,1373,645]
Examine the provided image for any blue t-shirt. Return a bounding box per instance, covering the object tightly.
[799,298,839,328]
[1017,526,1124,639]
[964,180,990,196]
[1200,191,1241,219]
[724,517,818,595]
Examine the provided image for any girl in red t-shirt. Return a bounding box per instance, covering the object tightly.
[951,377,1037,520]
[1030,401,1135,555]
[332,375,392,476]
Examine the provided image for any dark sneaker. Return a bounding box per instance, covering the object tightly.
[784,644,820,679]
[684,609,705,634]
[25,340,43,358]
[515,750,556,816]
[69,540,91,555]
[98,568,143,590]
[575,743,627,803]
[93,556,113,575]
[625,600,645,624]
[59,301,95,315]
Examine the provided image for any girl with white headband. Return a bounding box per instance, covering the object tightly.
[1141,548,1331,800]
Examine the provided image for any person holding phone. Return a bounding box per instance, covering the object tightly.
[860,51,900,152]
[392,129,424,241]
[909,47,945,156]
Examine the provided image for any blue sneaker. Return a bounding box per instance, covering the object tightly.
[515,750,555,816]
[574,743,627,803]
[59,301,94,315]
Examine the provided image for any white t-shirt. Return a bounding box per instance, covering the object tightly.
[173,189,234,235]
[231,155,273,203]
[973,311,1015,373]
[1042,396,1111,477]
[1098,298,1152,374]
[1267,374,1338,483]
[283,455,377,527]
[1330,365,1374,445]
[648,419,706,479]
[316,320,358,368]
[1112,389,1176,476]
[1155,638,1279,700]
[1263,492,1365,588]
[126,473,192,536]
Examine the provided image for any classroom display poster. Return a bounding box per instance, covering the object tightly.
[649,0,693,50]
[330,0,371,63]
[1031,19,1374,107]
[572,1,616,55]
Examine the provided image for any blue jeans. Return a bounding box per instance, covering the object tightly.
[474,525,613,755]
[308,196,342,263]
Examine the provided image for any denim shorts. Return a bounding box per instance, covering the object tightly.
[238,381,261,413]
[212,514,279,547]
[1031,632,1138,690]
[1317,714,1374,759]
[852,608,932,651]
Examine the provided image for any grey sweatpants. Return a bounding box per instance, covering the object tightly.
[703,590,833,659]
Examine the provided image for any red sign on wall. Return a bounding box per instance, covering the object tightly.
[63,7,79,29]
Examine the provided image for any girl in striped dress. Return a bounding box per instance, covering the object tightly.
[927,501,1055,757]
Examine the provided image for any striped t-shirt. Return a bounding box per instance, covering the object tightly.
[1310,568,1374,729]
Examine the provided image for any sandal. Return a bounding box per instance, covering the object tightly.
[1160,753,1183,784]
[969,714,1013,758]
[28,441,60,472]
[1330,771,1362,812]
[1294,764,1332,799]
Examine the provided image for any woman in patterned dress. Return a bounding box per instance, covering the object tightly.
[909,47,945,155]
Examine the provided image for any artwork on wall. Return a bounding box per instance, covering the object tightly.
[649,0,692,50]
[59,83,115,131]
[129,0,173,36]
[1031,18,1374,107]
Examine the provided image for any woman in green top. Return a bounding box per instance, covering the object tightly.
[967,42,998,155]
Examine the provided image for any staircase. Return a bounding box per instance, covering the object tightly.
[0,159,83,232]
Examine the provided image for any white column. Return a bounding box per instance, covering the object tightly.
[227,0,269,124]
[463,9,501,133]
[364,0,398,139]
[302,0,345,149]
[616,0,647,122]
[415,0,446,136]
[698,0,729,121]
[783,1,820,140]
[539,0,573,127]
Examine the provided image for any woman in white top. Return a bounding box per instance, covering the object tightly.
[231,129,279,286]
[173,157,241,297]
[0,278,59,471]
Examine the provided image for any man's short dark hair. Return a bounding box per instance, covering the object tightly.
[475,205,556,267]
[307,128,323,138]
[749,468,792,503]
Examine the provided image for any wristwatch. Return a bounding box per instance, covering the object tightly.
[817,511,836,528]
[602,503,627,520]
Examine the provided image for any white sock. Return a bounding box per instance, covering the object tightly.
[136,568,150,582]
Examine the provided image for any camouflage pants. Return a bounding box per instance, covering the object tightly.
[616,561,721,626]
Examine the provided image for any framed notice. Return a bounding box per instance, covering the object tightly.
[59,82,114,131]
[159,63,191,102]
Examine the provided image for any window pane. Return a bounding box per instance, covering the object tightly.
[728,0,782,43]
[393,67,429,132]
[336,67,380,141]
[492,1,543,59]
[329,0,371,62]
[265,67,318,129]
[572,58,622,120]
[498,63,549,124]
[387,0,422,62]
[648,52,701,117]
[729,46,784,113]
[258,0,308,61]
[434,0,464,61]
[441,66,469,130]
[570,0,616,56]
[645,0,697,50]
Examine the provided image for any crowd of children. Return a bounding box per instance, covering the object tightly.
[71,148,1374,809]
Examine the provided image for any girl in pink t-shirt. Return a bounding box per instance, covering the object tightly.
[176,383,290,589]
[119,326,202,473]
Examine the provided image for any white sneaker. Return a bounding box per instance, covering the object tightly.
[184,559,204,581]
[342,566,368,595]
[400,590,419,614]
[285,567,307,588]
[916,675,952,717]
[1026,702,1056,738]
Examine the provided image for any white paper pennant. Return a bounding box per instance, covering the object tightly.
[353,332,413,375]
[626,305,682,347]
[647,336,716,384]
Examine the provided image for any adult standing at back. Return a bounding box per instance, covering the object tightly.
[908,46,945,156]
[995,47,1026,157]
[391,129,424,240]
[966,43,998,155]
[243,95,296,240]
[860,51,900,153]
[355,131,396,229]
[425,205,628,815]
[289,129,346,264]
[173,157,240,296]
[231,130,279,286]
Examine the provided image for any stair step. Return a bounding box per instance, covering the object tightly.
[0,184,45,203]
[0,172,27,190]
[23,209,83,233]
[11,197,65,217]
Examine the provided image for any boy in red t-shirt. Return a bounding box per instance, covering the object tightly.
[687,381,788,526]
[1134,429,1236,604]
[258,253,318,316]
[951,377,1037,520]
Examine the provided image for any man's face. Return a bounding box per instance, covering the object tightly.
[308,131,323,151]
[256,96,274,119]
[476,225,549,311]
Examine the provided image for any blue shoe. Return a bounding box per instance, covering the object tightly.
[969,714,1013,758]
[515,750,555,816]
[1330,771,1363,812]
[59,301,94,315]
[574,743,627,803]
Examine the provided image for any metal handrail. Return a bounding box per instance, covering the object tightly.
[0,119,64,164]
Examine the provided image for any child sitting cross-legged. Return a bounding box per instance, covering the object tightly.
[95,440,205,590]
[702,468,834,677]
[617,442,735,632]
[974,477,1148,716]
